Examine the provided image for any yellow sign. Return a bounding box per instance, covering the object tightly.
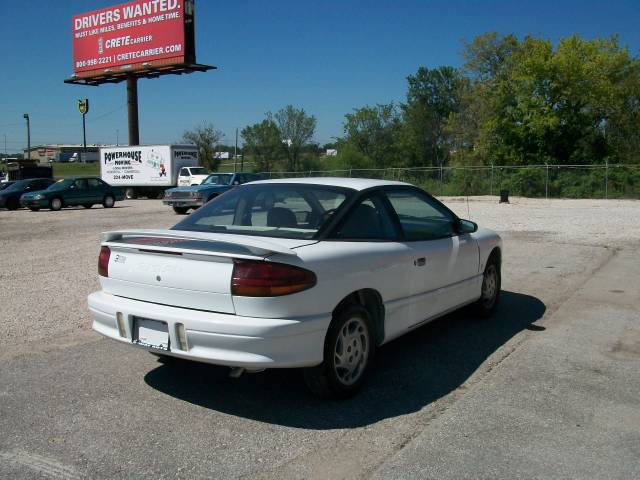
[77,99,89,115]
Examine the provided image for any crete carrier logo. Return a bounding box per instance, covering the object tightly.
[104,150,143,165]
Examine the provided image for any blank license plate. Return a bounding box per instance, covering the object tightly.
[134,317,169,351]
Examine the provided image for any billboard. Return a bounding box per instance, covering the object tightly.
[72,0,195,79]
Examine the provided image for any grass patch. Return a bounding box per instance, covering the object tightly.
[52,162,100,179]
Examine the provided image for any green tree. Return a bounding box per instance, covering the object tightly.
[241,119,282,172]
[342,103,401,168]
[182,123,224,170]
[273,105,317,171]
[401,66,467,167]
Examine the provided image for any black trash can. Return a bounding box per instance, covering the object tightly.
[499,189,509,203]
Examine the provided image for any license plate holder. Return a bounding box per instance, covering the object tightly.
[133,317,170,351]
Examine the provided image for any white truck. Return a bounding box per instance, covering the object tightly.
[100,145,200,199]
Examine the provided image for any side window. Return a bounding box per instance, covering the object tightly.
[386,190,455,241]
[179,168,189,176]
[87,178,101,188]
[333,196,397,240]
[74,179,88,189]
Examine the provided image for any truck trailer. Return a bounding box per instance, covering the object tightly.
[99,145,199,199]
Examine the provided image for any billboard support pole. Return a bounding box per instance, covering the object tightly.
[127,76,139,146]
[82,113,87,163]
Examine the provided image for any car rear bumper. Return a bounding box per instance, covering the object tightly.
[88,291,329,369]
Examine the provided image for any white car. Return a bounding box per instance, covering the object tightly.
[88,178,502,398]
[177,166,210,186]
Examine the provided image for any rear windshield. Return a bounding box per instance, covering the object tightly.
[172,184,352,239]
[188,167,208,175]
[202,174,233,185]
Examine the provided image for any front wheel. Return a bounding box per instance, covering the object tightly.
[172,206,189,215]
[303,304,375,399]
[472,255,501,317]
[6,197,19,210]
[103,195,115,208]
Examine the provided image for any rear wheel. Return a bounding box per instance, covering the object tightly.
[83,204,93,209]
[103,195,115,208]
[6,197,19,210]
[304,304,375,399]
[173,206,189,215]
[472,254,501,317]
[50,197,62,211]
[124,187,136,200]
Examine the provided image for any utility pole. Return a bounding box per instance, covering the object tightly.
[23,114,30,161]
[235,128,241,172]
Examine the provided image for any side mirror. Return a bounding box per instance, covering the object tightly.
[232,181,240,185]
[457,219,478,234]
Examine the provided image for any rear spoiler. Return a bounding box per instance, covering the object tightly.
[102,229,298,259]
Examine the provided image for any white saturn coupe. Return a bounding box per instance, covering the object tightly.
[88,178,502,398]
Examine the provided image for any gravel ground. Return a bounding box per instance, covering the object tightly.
[0,196,637,347]
[0,195,638,479]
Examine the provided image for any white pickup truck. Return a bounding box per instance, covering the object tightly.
[177,166,210,186]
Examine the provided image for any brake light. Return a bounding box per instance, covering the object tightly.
[98,246,111,277]
[231,260,317,297]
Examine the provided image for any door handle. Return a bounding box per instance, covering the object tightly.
[414,257,426,266]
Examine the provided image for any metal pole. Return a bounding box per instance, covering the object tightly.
[439,162,443,196]
[545,164,549,199]
[23,114,30,161]
[126,76,139,146]
[82,113,87,163]
[605,161,608,199]
[490,163,494,196]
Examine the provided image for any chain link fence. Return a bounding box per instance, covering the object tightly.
[257,164,640,199]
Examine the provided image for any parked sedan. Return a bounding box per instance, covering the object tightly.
[0,181,16,191]
[163,172,262,214]
[20,176,124,211]
[0,178,55,210]
[89,178,502,398]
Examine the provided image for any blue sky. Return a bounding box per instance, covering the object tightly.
[1,0,639,152]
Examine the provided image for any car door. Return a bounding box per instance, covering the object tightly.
[86,178,106,203]
[66,178,89,205]
[383,188,480,329]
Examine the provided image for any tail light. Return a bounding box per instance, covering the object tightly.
[231,260,316,297]
[98,246,111,277]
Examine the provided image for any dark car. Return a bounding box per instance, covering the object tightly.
[0,178,55,210]
[0,181,16,191]
[163,172,263,214]
[20,176,124,211]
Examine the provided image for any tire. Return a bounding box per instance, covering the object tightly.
[6,197,19,210]
[303,304,375,399]
[472,253,501,317]
[50,197,62,211]
[83,204,93,209]
[103,195,115,208]
[28,206,40,212]
[124,187,136,200]
[173,206,189,215]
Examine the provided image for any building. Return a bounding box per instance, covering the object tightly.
[22,144,109,163]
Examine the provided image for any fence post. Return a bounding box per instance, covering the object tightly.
[545,164,549,199]
[605,161,608,199]
[439,164,443,196]
[349,169,353,178]
[490,163,494,196]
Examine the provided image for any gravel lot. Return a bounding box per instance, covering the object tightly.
[0,195,638,479]
[1,196,637,346]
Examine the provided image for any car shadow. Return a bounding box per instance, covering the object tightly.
[144,290,545,429]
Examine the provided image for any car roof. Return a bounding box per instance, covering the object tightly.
[246,177,411,191]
